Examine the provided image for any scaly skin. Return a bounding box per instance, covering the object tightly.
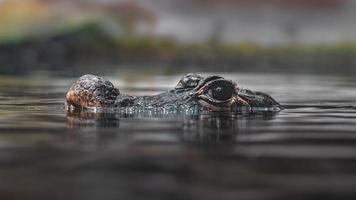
[65,74,281,112]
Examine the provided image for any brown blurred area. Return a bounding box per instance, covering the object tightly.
[0,0,356,75]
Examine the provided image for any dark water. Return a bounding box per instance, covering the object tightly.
[1,73,356,200]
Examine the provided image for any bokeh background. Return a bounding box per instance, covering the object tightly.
[1,0,356,76]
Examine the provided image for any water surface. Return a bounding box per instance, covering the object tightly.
[1,73,356,200]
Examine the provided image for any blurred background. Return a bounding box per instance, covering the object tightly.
[0,0,356,76]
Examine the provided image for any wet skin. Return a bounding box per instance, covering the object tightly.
[65,74,281,112]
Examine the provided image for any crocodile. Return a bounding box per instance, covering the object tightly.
[65,74,281,113]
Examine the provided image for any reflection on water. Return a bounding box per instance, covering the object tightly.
[66,110,277,144]
[1,73,356,200]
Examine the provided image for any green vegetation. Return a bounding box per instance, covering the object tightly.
[0,10,356,76]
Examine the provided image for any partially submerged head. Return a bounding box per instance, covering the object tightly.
[65,74,281,112]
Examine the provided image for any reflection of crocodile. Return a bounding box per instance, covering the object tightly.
[65,74,281,113]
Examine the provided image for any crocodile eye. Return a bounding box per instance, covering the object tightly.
[206,80,235,102]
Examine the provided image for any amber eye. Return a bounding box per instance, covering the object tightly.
[207,80,235,102]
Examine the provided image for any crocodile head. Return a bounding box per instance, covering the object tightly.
[65,74,281,113]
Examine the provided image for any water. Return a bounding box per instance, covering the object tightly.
[1,73,356,200]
